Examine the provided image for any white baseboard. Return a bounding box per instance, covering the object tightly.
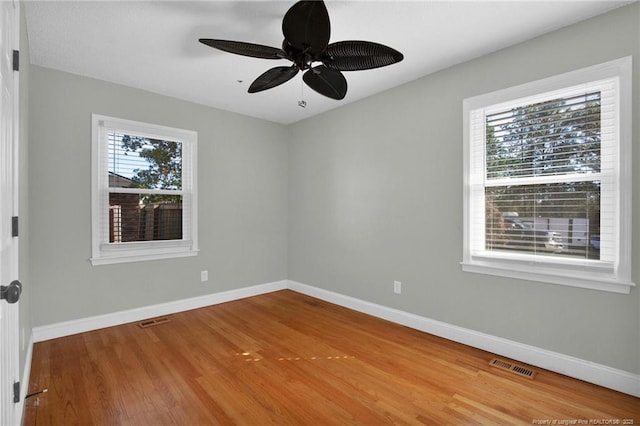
[287,280,640,398]
[28,278,639,398]
[32,280,287,342]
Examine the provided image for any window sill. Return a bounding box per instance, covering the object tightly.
[91,250,198,266]
[91,240,198,265]
[461,261,634,294]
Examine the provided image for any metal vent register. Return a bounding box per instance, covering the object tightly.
[489,358,536,379]
[138,317,171,328]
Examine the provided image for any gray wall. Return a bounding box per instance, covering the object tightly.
[288,3,640,374]
[28,66,289,326]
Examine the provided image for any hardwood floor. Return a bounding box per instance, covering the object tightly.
[25,290,639,425]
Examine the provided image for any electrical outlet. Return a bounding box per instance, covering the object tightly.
[201,270,208,282]
[393,280,402,294]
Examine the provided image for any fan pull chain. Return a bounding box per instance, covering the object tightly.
[298,79,307,108]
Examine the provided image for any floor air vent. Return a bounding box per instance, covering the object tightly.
[489,358,536,379]
[138,317,171,328]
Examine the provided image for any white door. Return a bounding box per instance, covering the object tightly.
[0,0,21,424]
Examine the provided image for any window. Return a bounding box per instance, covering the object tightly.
[462,57,633,294]
[91,115,198,265]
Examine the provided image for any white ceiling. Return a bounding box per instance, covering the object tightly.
[24,1,632,125]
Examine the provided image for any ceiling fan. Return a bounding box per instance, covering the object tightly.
[199,0,403,101]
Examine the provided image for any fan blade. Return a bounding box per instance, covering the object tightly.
[282,0,330,56]
[248,66,299,93]
[303,66,347,100]
[199,39,284,59]
[324,41,404,71]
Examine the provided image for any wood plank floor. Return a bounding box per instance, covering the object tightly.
[25,290,639,425]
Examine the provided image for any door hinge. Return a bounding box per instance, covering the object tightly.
[12,50,19,71]
[13,381,20,403]
[12,216,18,237]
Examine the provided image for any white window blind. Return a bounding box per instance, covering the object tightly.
[462,57,633,294]
[91,115,198,265]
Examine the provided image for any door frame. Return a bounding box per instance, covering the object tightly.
[0,0,21,424]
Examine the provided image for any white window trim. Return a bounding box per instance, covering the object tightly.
[462,57,634,294]
[91,114,198,265]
